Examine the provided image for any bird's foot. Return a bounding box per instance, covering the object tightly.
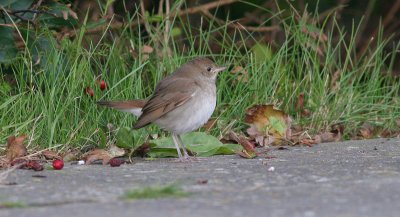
[174,155,198,163]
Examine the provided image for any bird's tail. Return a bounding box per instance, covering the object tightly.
[97,100,147,117]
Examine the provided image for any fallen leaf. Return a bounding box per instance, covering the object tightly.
[84,149,112,165]
[148,132,242,158]
[10,159,43,171]
[300,138,317,147]
[25,161,44,171]
[62,151,79,162]
[245,105,292,146]
[133,142,152,157]
[6,135,27,161]
[314,132,341,143]
[42,150,61,160]
[359,122,374,139]
[108,144,126,157]
[290,128,324,146]
[10,159,28,168]
[379,130,389,138]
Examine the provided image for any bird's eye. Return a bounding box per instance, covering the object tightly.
[207,67,212,72]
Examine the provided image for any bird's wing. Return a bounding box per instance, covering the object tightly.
[133,78,200,129]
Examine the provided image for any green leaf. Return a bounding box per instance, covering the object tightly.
[116,127,135,149]
[116,127,145,151]
[0,0,18,7]
[0,0,33,10]
[148,132,242,158]
[269,116,286,135]
[37,2,78,28]
[0,26,18,64]
[147,147,179,158]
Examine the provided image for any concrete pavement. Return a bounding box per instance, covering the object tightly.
[1,138,400,217]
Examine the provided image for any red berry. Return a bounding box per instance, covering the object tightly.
[109,158,124,167]
[52,159,64,170]
[99,80,107,91]
[85,87,94,97]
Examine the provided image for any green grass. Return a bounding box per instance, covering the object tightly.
[122,184,190,200]
[0,201,27,209]
[0,1,399,152]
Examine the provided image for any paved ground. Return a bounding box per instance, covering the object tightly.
[1,138,400,217]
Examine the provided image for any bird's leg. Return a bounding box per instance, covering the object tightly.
[176,134,190,159]
[171,133,183,159]
[178,135,203,162]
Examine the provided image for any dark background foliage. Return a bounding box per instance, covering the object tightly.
[1,0,399,75]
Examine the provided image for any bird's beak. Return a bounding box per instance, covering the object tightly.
[213,66,227,74]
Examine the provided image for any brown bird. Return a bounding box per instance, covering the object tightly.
[97,57,226,161]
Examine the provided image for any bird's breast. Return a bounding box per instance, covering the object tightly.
[155,86,216,134]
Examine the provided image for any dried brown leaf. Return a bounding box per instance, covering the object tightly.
[228,131,257,159]
[62,151,79,162]
[314,132,341,143]
[108,144,126,157]
[359,123,374,139]
[84,149,112,165]
[42,150,61,160]
[6,135,27,161]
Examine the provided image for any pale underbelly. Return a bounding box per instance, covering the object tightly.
[155,93,216,134]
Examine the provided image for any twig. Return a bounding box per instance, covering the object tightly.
[201,9,280,32]
[68,0,241,37]
[164,0,171,56]
[157,0,165,29]
[178,0,239,16]
[357,0,400,58]
[139,0,162,53]
[317,4,347,23]
[355,0,376,50]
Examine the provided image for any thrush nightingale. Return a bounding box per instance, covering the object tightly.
[98,57,226,161]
